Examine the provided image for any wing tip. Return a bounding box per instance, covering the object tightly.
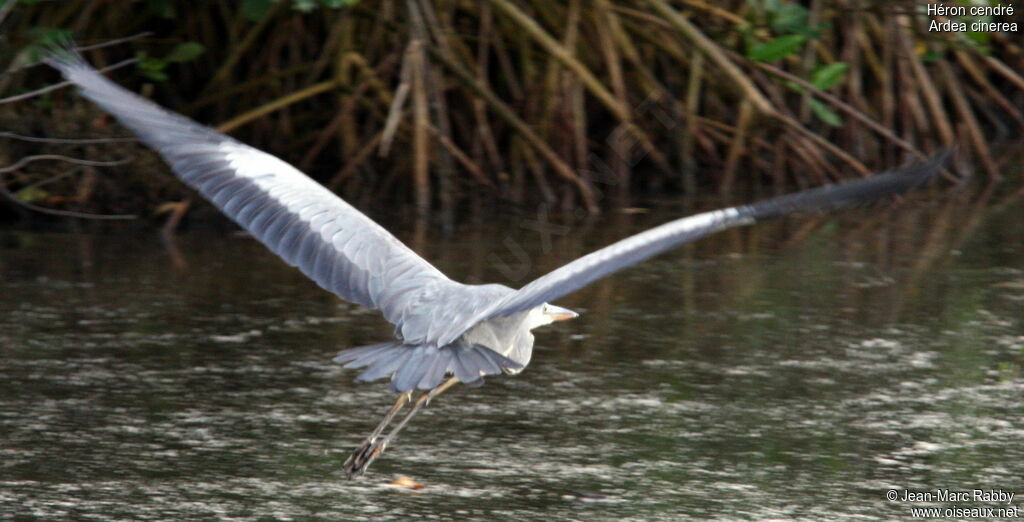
[39,36,87,73]
[745,151,952,222]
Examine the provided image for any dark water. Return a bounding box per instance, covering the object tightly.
[2,193,1023,520]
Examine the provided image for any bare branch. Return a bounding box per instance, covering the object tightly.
[76,32,153,53]
[0,182,137,220]
[1,32,150,79]
[0,58,136,105]
[0,166,137,221]
[0,131,136,144]
[0,154,130,173]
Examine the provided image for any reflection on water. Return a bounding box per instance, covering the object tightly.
[1,194,1023,519]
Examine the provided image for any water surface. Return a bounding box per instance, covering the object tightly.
[2,194,1023,519]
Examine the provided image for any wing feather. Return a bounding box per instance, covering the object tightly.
[47,50,458,334]
[433,156,947,346]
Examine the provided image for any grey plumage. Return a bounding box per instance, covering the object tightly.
[333,340,521,391]
[430,154,948,347]
[44,48,947,399]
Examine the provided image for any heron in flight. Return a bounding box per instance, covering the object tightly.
[45,48,945,478]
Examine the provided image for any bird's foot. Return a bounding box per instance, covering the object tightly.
[343,436,389,478]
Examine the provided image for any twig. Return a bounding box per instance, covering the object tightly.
[751,60,927,160]
[0,154,130,173]
[199,0,285,94]
[16,166,81,193]
[379,45,413,156]
[1,32,149,80]
[982,55,1024,92]
[720,99,755,193]
[409,37,431,217]
[0,182,136,220]
[215,80,341,133]
[645,0,775,116]
[0,131,136,144]
[429,42,598,213]
[938,61,998,181]
[0,158,136,221]
[328,131,384,190]
[427,124,494,187]
[899,24,954,145]
[487,0,671,173]
[76,32,153,53]
[0,58,136,105]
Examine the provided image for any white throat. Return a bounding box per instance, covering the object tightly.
[525,306,556,330]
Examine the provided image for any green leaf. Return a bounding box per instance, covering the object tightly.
[770,3,809,34]
[243,0,276,21]
[810,63,849,90]
[15,186,48,204]
[141,69,169,82]
[966,30,990,45]
[164,42,205,63]
[809,99,843,127]
[136,53,170,82]
[145,0,175,18]
[292,0,317,11]
[747,34,806,62]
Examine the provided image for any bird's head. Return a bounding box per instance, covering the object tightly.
[528,303,578,329]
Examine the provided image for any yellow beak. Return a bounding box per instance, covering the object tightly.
[546,305,579,322]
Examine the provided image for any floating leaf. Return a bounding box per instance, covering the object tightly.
[810,63,849,90]
[809,99,843,127]
[748,34,806,62]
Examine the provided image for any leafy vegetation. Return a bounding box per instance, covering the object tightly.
[0,0,1020,223]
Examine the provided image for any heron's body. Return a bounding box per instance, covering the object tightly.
[44,46,947,478]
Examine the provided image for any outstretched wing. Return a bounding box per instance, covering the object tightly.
[434,155,947,347]
[46,50,454,331]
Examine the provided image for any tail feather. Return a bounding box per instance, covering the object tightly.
[451,349,482,384]
[355,349,411,383]
[344,345,401,370]
[464,347,501,376]
[416,349,453,391]
[391,348,429,392]
[334,342,524,393]
[332,342,395,365]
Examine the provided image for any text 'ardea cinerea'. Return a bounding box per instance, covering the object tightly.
[44,47,947,478]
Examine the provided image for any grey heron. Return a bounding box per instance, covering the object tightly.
[45,48,946,478]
